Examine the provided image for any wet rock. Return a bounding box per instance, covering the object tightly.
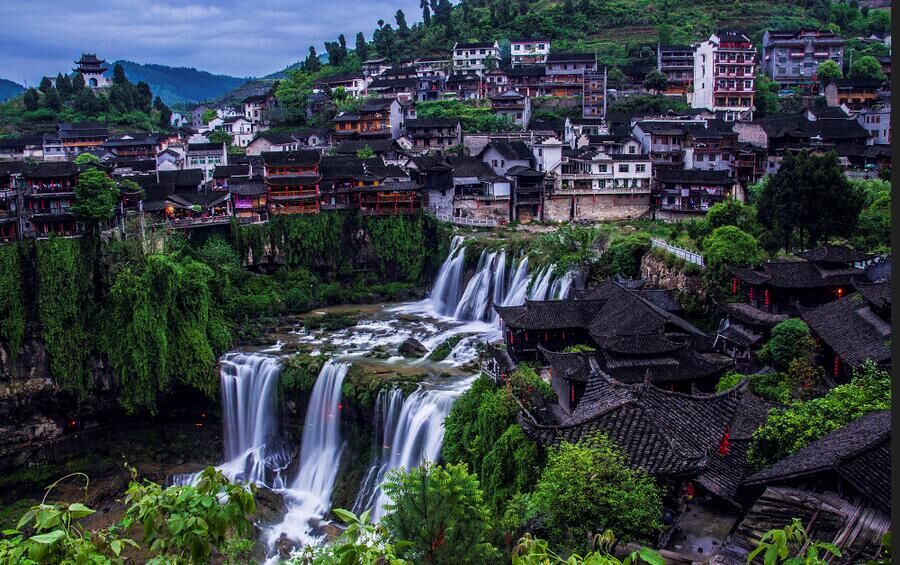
[251,487,287,525]
[398,337,428,358]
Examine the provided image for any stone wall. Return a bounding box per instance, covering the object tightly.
[454,198,509,222]
[640,251,707,299]
[543,193,650,222]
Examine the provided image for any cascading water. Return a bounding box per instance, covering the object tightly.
[429,235,466,316]
[549,271,574,300]
[266,360,350,551]
[173,352,289,488]
[217,353,290,488]
[528,265,557,301]
[502,255,532,308]
[454,249,498,322]
[353,376,475,520]
[352,387,404,515]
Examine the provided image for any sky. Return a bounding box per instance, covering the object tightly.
[1,0,423,86]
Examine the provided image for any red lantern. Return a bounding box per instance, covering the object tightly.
[764,289,770,306]
[570,384,575,402]
[749,287,754,301]
[732,277,738,294]
[718,427,731,455]
[834,356,840,377]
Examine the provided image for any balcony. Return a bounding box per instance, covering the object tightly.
[168,215,233,229]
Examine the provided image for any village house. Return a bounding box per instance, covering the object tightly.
[801,279,890,380]
[855,97,891,145]
[506,65,546,97]
[657,44,695,96]
[692,31,756,121]
[445,156,510,225]
[824,78,886,110]
[444,74,482,100]
[0,135,44,160]
[246,132,304,156]
[725,411,890,563]
[184,141,228,181]
[652,168,738,218]
[582,70,607,118]
[761,29,844,93]
[263,150,322,215]
[58,122,109,157]
[102,133,165,158]
[489,90,531,128]
[547,149,651,222]
[242,90,277,123]
[510,39,550,67]
[333,98,402,140]
[214,115,258,148]
[452,41,500,77]
[228,178,268,223]
[361,57,391,78]
[0,162,26,242]
[483,68,510,97]
[545,52,596,97]
[21,161,83,238]
[402,118,462,151]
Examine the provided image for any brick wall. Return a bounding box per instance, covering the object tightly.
[543,193,650,222]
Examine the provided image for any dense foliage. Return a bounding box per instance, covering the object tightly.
[599,232,651,280]
[0,244,25,357]
[748,360,891,469]
[757,151,864,251]
[716,371,791,404]
[525,435,662,550]
[71,168,119,227]
[415,100,518,133]
[759,319,815,369]
[0,467,255,564]
[382,462,497,564]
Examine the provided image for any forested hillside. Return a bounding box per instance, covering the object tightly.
[109,60,248,106]
[0,79,24,103]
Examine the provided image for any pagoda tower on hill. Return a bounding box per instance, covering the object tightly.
[74,53,110,89]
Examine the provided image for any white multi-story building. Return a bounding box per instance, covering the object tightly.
[856,98,891,145]
[692,31,756,121]
[510,39,550,66]
[452,41,500,77]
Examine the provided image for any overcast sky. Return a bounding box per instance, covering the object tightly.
[1,0,423,86]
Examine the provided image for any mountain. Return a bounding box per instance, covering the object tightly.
[108,60,249,106]
[0,78,24,102]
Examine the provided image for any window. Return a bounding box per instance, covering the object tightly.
[636,164,646,173]
[539,44,545,49]
[597,164,608,173]
[618,164,629,173]
[514,45,521,51]
[629,145,636,154]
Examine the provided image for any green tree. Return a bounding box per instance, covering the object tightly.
[71,167,118,227]
[356,32,369,60]
[74,153,101,166]
[853,192,890,252]
[748,360,891,468]
[702,225,762,269]
[759,318,815,369]
[601,232,651,279]
[112,63,129,85]
[816,59,843,85]
[22,88,39,111]
[705,199,758,233]
[749,519,843,565]
[356,145,375,159]
[395,9,410,33]
[135,80,153,112]
[43,88,62,112]
[528,435,662,549]
[421,0,432,24]
[208,130,233,146]
[848,55,886,81]
[39,76,52,93]
[72,72,86,91]
[382,462,497,564]
[201,108,217,124]
[55,73,73,99]
[757,151,863,250]
[642,70,668,93]
[511,532,665,565]
[754,74,781,118]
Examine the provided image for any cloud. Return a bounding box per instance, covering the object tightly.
[1,0,422,85]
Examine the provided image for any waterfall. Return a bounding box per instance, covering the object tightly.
[503,255,532,307]
[266,360,350,549]
[352,388,404,515]
[173,352,288,488]
[490,249,508,322]
[454,250,498,322]
[549,271,574,300]
[354,377,475,520]
[428,235,466,316]
[528,265,556,301]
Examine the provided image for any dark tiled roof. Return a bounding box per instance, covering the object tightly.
[262,150,321,167]
[655,168,733,184]
[23,161,79,179]
[520,373,754,478]
[482,140,533,162]
[368,78,417,90]
[506,65,546,78]
[227,179,267,196]
[720,302,789,327]
[495,299,606,330]
[745,410,891,513]
[335,139,396,154]
[540,346,595,383]
[360,98,397,112]
[796,244,873,264]
[800,286,891,366]
[158,169,204,190]
[212,164,250,178]
[732,259,862,289]
[187,142,224,152]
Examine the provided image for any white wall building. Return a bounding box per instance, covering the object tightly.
[452,41,500,77]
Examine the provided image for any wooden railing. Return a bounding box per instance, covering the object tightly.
[431,211,500,227]
[651,238,705,268]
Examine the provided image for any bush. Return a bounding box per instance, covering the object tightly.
[716,371,790,403]
[528,435,662,551]
[759,318,814,369]
[382,462,497,564]
[748,360,891,469]
[601,232,651,279]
